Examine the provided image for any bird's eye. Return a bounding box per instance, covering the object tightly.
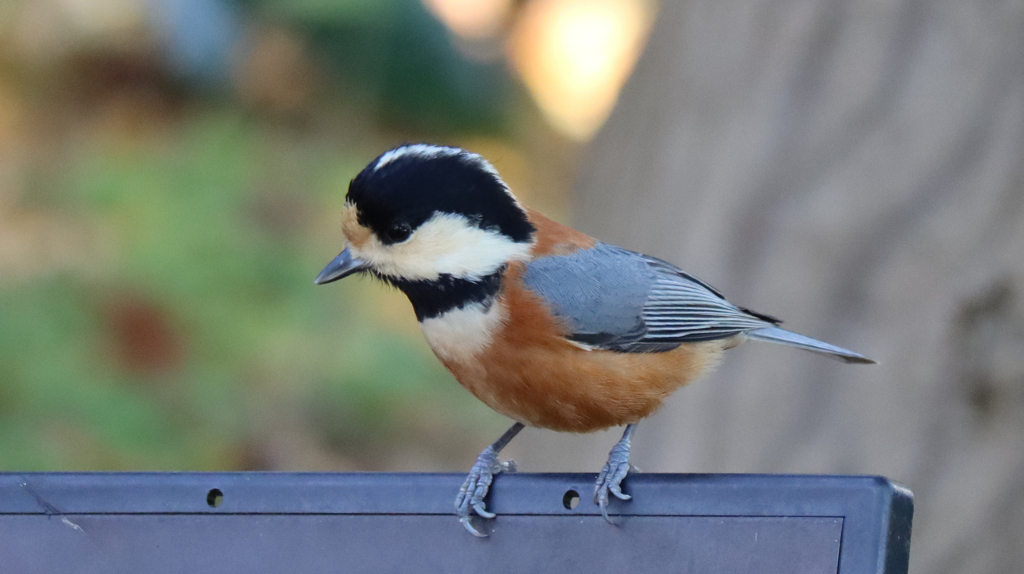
[385,222,412,243]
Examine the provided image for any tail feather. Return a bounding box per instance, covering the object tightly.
[746,326,876,364]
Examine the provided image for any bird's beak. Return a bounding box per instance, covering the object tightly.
[314,247,369,285]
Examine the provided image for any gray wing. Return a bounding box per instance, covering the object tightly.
[521,243,775,352]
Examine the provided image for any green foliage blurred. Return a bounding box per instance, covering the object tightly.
[238,0,513,133]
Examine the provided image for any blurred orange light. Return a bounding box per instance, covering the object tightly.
[422,0,515,39]
[509,0,655,141]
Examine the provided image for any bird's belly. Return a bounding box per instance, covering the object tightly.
[441,334,730,433]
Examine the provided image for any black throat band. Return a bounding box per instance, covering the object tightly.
[379,267,506,322]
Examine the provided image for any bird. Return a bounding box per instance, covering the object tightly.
[315,143,875,537]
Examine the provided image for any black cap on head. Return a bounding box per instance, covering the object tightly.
[346,145,535,244]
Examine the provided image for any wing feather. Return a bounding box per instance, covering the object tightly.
[521,243,774,352]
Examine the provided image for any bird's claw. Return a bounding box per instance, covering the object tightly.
[459,515,487,538]
[455,446,516,537]
[594,431,635,524]
[594,462,632,523]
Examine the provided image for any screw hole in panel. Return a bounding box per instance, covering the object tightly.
[207,488,223,508]
[562,489,580,510]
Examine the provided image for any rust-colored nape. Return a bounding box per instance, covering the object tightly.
[526,208,596,257]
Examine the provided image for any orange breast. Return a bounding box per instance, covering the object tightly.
[438,262,732,433]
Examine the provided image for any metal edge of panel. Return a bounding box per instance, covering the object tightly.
[880,479,914,574]
[0,472,910,520]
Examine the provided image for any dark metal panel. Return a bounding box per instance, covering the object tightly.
[0,515,842,574]
[0,473,912,574]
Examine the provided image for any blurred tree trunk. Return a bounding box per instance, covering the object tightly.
[516,1,1024,572]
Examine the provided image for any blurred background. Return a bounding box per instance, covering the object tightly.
[1,0,1022,572]
[0,0,655,472]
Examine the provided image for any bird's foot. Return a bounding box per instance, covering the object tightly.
[594,424,637,524]
[456,445,517,537]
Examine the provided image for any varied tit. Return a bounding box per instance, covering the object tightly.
[315,144,875,537]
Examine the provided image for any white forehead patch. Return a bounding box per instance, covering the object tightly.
[420,301,506,362]
[375,144,462,171]
[349,211,532,281]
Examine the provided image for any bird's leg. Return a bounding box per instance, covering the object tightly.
[456,422,525,537]
[594,424,637,524]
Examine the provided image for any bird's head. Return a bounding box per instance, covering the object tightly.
[315,144,536,287]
